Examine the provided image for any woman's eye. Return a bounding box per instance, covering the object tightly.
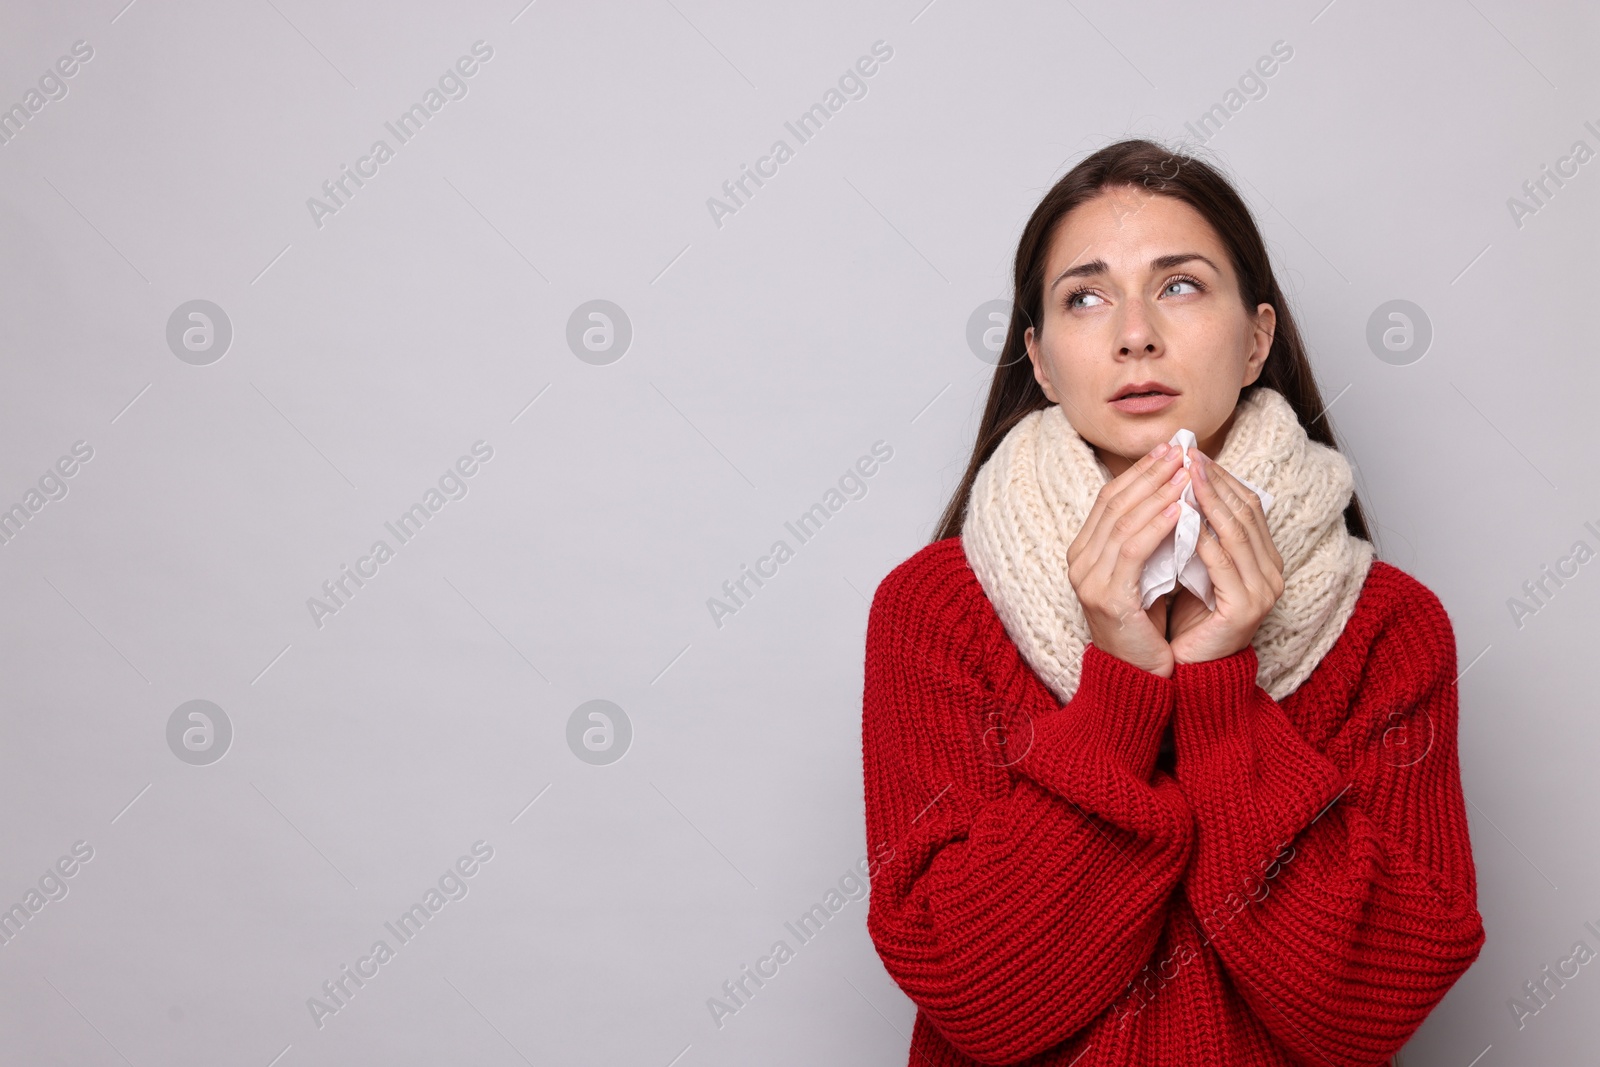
[1067,290,1104,309]
[1164,278,1200,296]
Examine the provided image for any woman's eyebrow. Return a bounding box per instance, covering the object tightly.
[1048,253,1221,292]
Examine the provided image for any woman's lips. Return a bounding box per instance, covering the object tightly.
[1109,392,1178,414]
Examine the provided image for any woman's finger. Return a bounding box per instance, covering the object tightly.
[1193,455,1263,553]
[1201,456,1285,593]
[1080,462,1191,605]
[1201,456,1282,572]
[1070,443,1177,562]
[1191,517,1251,608]
[1072,445,1185,570]
[1190,454,1272,593]
[1094,479,1189,608]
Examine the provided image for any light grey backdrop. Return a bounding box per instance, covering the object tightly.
[0,0,1595,1064]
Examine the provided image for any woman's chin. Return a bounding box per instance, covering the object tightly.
[1113,430,1174,460]
[1086,442,1149,477]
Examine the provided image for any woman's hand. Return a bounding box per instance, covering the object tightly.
[1067,442,1192,678]
[1167,451,1285,665]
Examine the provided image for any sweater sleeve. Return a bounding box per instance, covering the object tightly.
[862,574,1195,1066]
[1168,583,1486,1067]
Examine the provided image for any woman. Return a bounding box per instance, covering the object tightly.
[860,139,1485,1066]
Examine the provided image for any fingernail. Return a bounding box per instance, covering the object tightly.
[1151,442,1169,458]
[1169,466,1187,485]
[1163,501,1179,517]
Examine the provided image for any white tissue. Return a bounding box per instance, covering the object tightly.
[1138,428,1274,612]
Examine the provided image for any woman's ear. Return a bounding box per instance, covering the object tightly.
[1243,302,1276,386]
[1024,325,1059,403]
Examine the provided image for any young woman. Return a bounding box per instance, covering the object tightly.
[860,140,1485,1066]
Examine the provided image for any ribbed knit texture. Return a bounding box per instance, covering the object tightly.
[961,387,1374,703]
[861,538,1484,1066]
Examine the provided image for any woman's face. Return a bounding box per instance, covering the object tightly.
[1023,185,1275,478]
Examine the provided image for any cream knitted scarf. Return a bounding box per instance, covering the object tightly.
[960,386,1374,702]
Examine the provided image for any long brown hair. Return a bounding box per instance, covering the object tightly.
[933,138,1372,545]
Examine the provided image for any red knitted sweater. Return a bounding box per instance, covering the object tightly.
[861,537,1484,1067]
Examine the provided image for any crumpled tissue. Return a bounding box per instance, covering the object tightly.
[1139,428,1274,612]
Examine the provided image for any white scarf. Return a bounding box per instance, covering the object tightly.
[960,386,1374,702]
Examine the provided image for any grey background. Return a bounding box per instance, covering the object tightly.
[0,0,1594,1064]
